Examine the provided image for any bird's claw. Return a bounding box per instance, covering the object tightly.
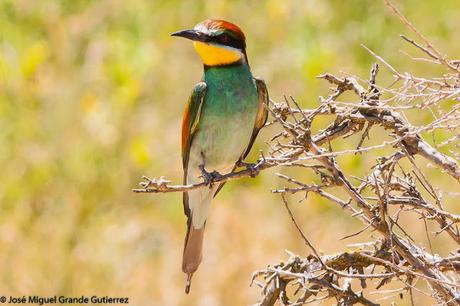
[236,160,259,178]
[199,165,223,185]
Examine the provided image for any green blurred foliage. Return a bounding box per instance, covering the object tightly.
[0,0,459,305]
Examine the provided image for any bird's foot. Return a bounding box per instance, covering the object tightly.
[236,160,259,178]
[199,165,223,185]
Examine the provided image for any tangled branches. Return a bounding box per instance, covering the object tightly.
[249,54,460,304]
[134,2,460,304]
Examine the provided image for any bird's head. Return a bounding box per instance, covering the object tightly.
[172,19,247,67]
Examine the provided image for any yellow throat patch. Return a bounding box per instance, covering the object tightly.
[193,42,242,66]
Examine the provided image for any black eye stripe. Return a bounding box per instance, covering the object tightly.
[219,34,230,42]
[214,33,245,50]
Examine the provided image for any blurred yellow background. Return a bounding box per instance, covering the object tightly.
[1,0,459,305]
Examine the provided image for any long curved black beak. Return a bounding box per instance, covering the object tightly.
[171,29,209,43]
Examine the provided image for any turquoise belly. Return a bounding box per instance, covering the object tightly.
[192,64,259,171]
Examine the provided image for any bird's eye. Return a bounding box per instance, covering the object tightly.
[219,34,231,44]
[215,33,244,50]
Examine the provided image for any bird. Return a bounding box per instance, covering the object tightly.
[171,19,269,293]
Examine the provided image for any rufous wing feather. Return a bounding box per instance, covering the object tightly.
[181,82,207,293]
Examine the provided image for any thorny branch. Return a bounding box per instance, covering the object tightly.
[135,1,460,304]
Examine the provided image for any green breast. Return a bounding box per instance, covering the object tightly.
[193,63,259,169]
[203,64,258,116]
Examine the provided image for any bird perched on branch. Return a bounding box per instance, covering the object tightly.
[171,19,268,293]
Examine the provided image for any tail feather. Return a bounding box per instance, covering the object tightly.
[182,183,216,293]
[182,219,205,294]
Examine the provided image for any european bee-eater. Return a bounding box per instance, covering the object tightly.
[172,19,268,293]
